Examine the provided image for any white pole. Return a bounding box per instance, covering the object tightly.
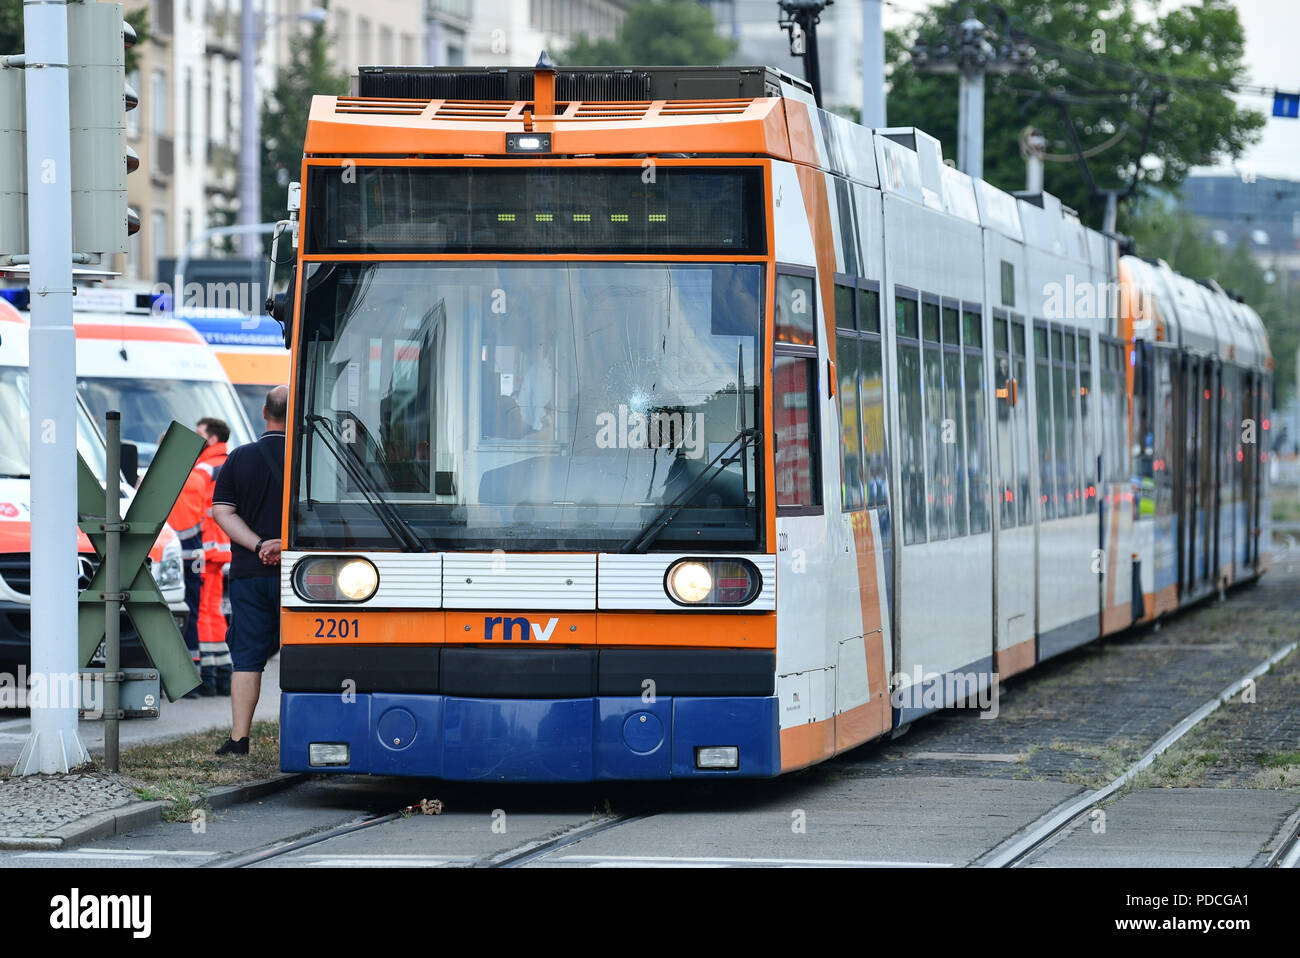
[14,0,89,775]
[237,0,260,259]
[861,0,885,128]
[957,68,984,180]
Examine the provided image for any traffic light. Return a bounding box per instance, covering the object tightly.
[67,0,137,255]
[0,42,27,260]
[0,0,138,262]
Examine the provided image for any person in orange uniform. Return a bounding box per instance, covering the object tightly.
[166,418,233,696]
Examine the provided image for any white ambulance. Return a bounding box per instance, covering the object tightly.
[0,296,187,670]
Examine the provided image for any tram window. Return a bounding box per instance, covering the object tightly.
[963,311,983,348]
[924,341,948,540]
[1062,336,1081,516]
[896,336,925,545]
[942,306,960,346]
[944,346,968,535]
[860,335,888,509]
[922,302,941,343]
[1036,325,1056,520]
[774,354,822,510]
[836,334,865,510]
[835,283,855,331]
[994,330,1015,530]
[1054,337,1074,516]
[859,289,881,334]
[994,317,1009,354]
[1011,319,1032,525]
[964,347,990,534]
[1079,338,1096,513]
[776,273,817,346]
[897,296,918,340]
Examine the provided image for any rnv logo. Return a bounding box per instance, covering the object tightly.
[483,616,559,641]
[50,888,151,938]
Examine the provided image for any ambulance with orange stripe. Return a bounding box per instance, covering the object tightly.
[0,295,188,672]
[65,288,256,468]
[176,308,290,430]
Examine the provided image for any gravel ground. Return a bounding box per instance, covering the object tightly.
[821,544,1300,789]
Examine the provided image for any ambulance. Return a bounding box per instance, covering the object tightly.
[0,296,187,672]
[59,288,257,467]
[178,308,290,431]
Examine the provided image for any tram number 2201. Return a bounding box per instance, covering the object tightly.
[314,617,360,638]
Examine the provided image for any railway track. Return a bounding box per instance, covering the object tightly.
[976,640,1299,868]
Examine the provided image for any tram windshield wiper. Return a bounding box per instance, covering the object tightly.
[302,414,427,552]
[619,426,760,554]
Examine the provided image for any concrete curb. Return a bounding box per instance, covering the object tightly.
[0,773,308,851]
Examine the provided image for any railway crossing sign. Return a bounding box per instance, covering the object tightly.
[76,421,205,702]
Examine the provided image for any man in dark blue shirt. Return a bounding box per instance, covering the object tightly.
[211,385,287,756]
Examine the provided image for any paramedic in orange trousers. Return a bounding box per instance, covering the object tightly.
[165,417,232,697]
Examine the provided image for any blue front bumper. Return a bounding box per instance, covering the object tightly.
[280,691,780,781]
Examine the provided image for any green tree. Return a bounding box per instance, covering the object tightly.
[0,1,149,72]
[886,0,1264,228]
[563,0,735,66]
[1128,197,1297,404]
[259,19,348,228]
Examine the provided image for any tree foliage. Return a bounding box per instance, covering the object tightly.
[259,21,348,228]
[563,0,735,66]
[886,0,1265,228]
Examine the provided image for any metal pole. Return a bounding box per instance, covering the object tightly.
[804,12,824,108]
[171,221,281,315]
[103,411,122,772]
[237,0,260,259]
[861,0,886,128]
[1103,191,1118,236]
[14,0,89,775]
[957,68,984,179]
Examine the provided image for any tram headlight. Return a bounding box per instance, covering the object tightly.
[664,558,761,607]
[292,556,379,603]
[666,561,713,604]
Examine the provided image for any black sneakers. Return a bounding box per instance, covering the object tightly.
[214,736,249,756]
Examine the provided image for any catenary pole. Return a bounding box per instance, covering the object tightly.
[861,0,886,128]
[14,0,89,775]
[237,0,260,259]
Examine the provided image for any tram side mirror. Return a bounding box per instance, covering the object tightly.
[269,263,297,348]
[120,442,139,487]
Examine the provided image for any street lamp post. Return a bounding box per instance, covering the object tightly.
[237,3,326,260]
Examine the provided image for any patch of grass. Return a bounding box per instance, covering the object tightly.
[1272,492,1300,524]
[120,721,281,822]
[1256,752,1300,768]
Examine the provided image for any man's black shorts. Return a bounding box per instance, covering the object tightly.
[227,576,281,672]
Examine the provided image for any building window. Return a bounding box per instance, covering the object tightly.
[357,17,371,65]
[379,26,393,64]
[126,70,141,139]
[151,209,168,258]
[184,68,193,163]
[336,10,349,69]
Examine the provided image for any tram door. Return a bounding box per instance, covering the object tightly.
[1177,352,1199,598]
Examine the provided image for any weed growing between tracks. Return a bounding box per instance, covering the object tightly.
[121,720,281,821]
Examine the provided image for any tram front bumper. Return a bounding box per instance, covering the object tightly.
[279,691,780,781]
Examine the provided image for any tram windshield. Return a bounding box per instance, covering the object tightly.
[291,261,764,552]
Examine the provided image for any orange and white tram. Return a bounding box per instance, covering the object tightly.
[274,64,1272,781]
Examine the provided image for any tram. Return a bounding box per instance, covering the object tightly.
[273,64,1272,781]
